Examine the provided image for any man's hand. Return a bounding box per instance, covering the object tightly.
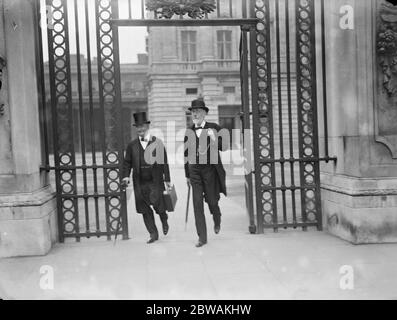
[165,182,172,189]
[121,178,130,189]
[186,178,191,188]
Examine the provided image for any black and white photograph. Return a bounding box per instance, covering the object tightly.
[0,0,397,303]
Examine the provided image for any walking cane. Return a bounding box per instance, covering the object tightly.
[113,213,123,247]
[114,181,127,246]
[185,183,191,231]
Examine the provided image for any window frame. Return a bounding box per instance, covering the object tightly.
[186,88,198,95]
[216,30,233,60]
[181,30,197,62]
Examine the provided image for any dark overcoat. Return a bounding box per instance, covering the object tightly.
[122,136,170,214]
[184,122,227,197]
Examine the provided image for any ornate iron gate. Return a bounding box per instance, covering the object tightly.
[239,0,335,233]
[38,0,335,240]
[40,0,128,242]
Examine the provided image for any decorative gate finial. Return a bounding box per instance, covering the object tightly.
[146,0,216,19]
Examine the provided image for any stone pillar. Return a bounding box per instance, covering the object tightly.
[321,0,397,244]
[0,0,57,258]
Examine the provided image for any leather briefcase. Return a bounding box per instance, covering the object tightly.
[163,183,178,212]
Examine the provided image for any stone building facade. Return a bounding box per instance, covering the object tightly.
[147,25,243,141]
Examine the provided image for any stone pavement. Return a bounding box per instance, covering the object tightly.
[1,164,397,300]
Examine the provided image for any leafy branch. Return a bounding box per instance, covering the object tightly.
[146,0,216,19]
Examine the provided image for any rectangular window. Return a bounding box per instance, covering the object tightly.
[223,86,235,94]
[217,30,232,60]
[186,88,198,95]
[181,31,197,62]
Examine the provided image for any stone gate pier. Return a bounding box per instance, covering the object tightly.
[321,0,397,244]
[0,0,57,258]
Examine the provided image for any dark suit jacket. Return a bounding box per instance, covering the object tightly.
[122,136,170,214]
[184,122,228,196]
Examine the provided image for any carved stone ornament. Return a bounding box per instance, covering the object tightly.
[375,0,397,158]
[377,2,397,96]
[146,0,216,19]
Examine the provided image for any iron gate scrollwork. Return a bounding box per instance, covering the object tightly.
[46,0,79,241]
[95,0,127,240]
[45,0,128,242]
[249,0,334,232]
[295,0,322,230]
[251,0,277,232]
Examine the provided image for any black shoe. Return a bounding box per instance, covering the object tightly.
[214,225,221,234]
[213,216,221,234]
[195,241,207,248]
[147,236,158,244]
[162,222,169,236]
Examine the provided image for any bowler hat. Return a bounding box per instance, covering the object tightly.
[188,99,209,113]
[133,112,151,126]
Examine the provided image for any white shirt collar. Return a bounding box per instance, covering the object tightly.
[195,121,206,129]
[140,132,151,142]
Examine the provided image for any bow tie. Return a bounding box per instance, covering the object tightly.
[140,138,148,142]
[194,126,204,131]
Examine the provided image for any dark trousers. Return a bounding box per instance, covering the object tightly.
[142,211,168,239]
[189,164,222,243]
[140,180,168,238]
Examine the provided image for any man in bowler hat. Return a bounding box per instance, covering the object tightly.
[122,112,172,244]
[184,99,228,247]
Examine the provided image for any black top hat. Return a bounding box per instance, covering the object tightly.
[133,112,151,126]
[188,99,209,113]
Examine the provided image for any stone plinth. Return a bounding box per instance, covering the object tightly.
[321,0,397,244]
[322,173,397,244]
[0,186,57,258]
[0,0,57,257]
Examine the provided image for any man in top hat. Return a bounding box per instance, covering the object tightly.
[122,112,172,244]
[184,99,228,248]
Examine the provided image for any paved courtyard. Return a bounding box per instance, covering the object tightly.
[1,165,397,300]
